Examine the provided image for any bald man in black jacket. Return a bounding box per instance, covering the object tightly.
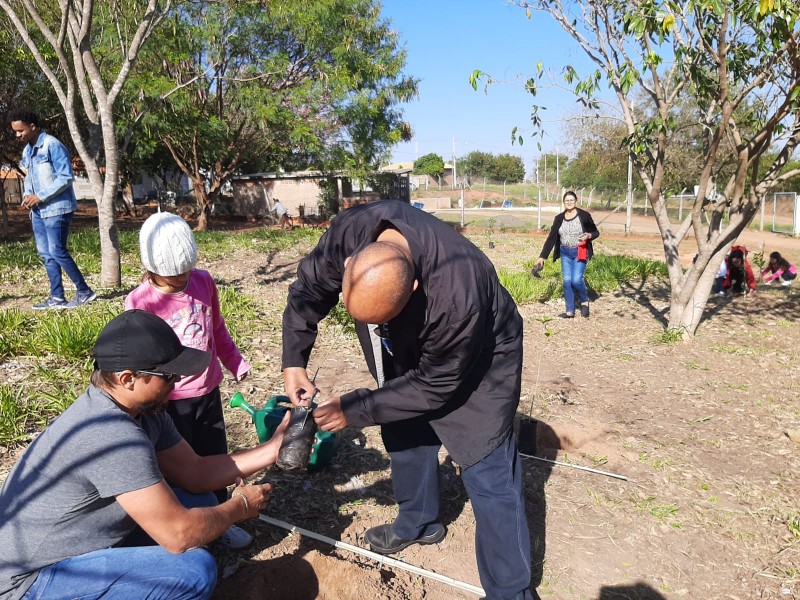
[282,200,532,600]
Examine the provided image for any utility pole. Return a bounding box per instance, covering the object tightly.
[536,157,542,230]
[556,150,560,199]
[626,104,635,234]
[543,154,547,202]
[452,137,457,190]
[460,188,465,228]
[625,150,633,234]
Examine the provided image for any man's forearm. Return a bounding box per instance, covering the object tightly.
[161,498,246,553]
[186,441,280,493]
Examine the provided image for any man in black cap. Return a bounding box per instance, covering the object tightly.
[0,310,287,600]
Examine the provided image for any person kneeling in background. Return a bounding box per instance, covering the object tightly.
[760,251,797,287]
[723,246,757,296]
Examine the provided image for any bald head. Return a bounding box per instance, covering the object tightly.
[342,242,417,324]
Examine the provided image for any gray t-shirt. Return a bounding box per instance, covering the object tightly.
[0,384,182,600]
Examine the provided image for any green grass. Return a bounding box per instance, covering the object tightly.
[0,226,685,459]
[0,225,327,447]
[0,309,36,357]
[657,327,687,344]
[218,285,260,350]
[325,300,356,335]
[0,239,40,271]
[0,303,120,360]
[0,385,34,445]
[499,253,667,305]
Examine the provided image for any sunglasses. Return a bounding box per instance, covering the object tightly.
[136,370,181,384]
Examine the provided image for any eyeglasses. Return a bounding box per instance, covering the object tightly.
[136,370,181,384]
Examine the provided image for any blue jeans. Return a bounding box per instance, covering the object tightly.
[30,210,91,300]
[22,490,218,600]
[560,246,589,313]
[21,547,216,600]
[383,421,533,600]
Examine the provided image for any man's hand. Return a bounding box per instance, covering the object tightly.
[21,194,41,209]
[314,397,347,432]
[261,410,291,463]
[283,366,316,407]
[231,478,272,519]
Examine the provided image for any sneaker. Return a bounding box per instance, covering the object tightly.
[558,312,575,319]
[218,524,252,549]
[32,296,68,310]
[64,291,97,308]
[580,303,590,318]
[781,279,793,287]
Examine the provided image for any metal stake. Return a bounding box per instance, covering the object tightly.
[520,452,629,481]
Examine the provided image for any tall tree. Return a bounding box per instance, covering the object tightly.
[133,0,415,230]
[493,153,526,183]
[459,150,525,183]
[0,0,173,287]
[497,0,800,335]
[413,153,445,178]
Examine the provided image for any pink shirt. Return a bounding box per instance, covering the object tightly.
[761,263,797,282]
[124,269,251,400]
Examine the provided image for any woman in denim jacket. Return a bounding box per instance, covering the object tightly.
[9,109,95,309]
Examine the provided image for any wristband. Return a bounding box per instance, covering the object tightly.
[232,491,250,519]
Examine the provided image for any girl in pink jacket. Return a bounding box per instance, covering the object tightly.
[125,211,252,549]
[761,251,797,287]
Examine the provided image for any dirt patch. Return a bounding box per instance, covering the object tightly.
[1,204,799,599]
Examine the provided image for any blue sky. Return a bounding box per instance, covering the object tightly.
[381,0,597,170]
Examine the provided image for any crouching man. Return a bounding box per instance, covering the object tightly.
[0,309,287,600]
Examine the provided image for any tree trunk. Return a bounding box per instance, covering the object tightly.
[0,176,7,237]
[97,194,121,288]
[667,262,720,336]
[194,184,212,231]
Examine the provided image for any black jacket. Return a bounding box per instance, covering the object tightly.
[539,208,600,261]
[282,200,523,467]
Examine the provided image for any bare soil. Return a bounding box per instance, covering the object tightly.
[1,201,799,600]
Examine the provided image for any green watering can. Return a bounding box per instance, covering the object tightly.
[229,392,337,471]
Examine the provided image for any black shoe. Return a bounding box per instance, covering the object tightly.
[558,312,575,319]
[580,303,590,318]
[365,523,446,555]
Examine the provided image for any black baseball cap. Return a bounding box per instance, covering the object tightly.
[92,309,211,375]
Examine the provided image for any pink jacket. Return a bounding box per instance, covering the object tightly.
[761,263,797,283]
[125,269,250,400]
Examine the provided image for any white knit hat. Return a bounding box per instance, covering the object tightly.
[139,211,197,276]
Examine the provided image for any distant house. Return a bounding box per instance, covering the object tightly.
[376,163,412,204]
[0,169,23,205]
[230,171,353,219]
[382,161,455,189]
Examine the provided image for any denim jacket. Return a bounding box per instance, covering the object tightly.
[20,130,78,218]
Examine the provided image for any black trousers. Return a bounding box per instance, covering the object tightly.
[381,419,533,600]
[167,387,228,504]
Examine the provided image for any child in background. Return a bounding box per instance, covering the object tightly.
[713,256,727,297]
[723,246,757,296]
[760,251,797,287]
[125,211,253,549]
